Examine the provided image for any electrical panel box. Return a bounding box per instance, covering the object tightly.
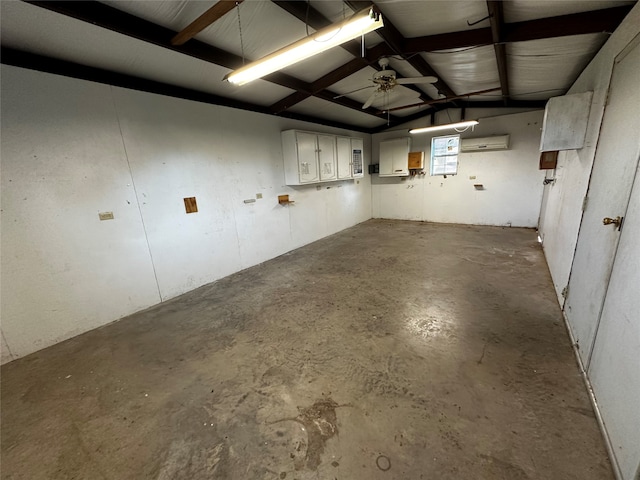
[283,130,364,185]
[351,137,364,178]
[379,137,410,177]
[540,91,593,151]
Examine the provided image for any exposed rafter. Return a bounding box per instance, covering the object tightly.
[24,0,397,122]
[0,47,370,133]
[487,1,509,105]
[11,1,630,133]
[369,98,547,133]
[270,1,428,113]
[171,1,242,46]
[345,0,457,98]
[381,87,502,113]
[272,0,363,58]
[270,57,368,114]
[403,5,633,53]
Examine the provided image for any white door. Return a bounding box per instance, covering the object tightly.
[564,36,640,366]
[336,136,352,180]
[317,134,337,181]
[295,132,319,183]
[588,157,640,480]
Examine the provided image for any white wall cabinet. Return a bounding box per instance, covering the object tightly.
[283,130,364,185]
[379,137,411,177]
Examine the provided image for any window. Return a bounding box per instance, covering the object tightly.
[430,134,460,176]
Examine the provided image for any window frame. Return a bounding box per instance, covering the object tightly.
[430,134,460,176]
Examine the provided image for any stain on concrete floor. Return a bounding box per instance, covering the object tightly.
[0,220,614,479]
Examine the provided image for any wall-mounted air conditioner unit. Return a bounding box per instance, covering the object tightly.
[460,134,510,152]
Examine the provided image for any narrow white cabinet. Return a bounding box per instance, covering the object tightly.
[379,137,410,177]
[336,136,353,180]
[337,137,365,179]
[317,134,337,181]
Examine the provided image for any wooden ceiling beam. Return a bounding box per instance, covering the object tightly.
[503,5,632,43]
[404,28,492,53]
[270,57,368,113]
[487,1,509,105]
[370,99,547,133]
[345,0,458,99]
[272,1,363,58]
[25,1,392,121]
[270,1,426,111]
[403,5,632,52]
[171,1,242,46]
[0,47,372,133]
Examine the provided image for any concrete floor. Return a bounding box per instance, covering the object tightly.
[1,220,613,479]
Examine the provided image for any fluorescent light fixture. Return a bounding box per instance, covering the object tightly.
[409,120,479,134]
[225,7,383,86]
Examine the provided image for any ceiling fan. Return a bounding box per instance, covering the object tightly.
[336,58,438,109]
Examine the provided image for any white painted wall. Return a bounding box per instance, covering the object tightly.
[371,109,545,227]
[538,4,640,305]
[0,66,372,363]
[536,5,640,479]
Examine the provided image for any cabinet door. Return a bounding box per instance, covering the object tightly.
[317,134,337,181]
[336,136,352,179]
[296,132,319,183]
[379,137,410,176]
[351,137,364,178]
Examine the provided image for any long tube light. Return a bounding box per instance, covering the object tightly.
[409,120,479,134]
[225,7,383,86]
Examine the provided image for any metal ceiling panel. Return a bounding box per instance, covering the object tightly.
[309,0,357,23]
[286,96,387,128]
[103,1,213,30]
[108,0,366,83]
[0,1,294,106]
[507,34,608,99]
[329,66,380,97]
[375,0,489,37]
[504,0,635,23]
[281,49,358,84]
[308,0,384,47]
[391,104,433,118]
[422,45,500,97]
[182,1,310,61]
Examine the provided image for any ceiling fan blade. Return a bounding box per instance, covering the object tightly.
[380,87,503,113]
[395,76,438,85]
[333,85,375,99]
[362,90,382,109]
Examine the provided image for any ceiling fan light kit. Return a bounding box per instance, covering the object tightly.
[360,57,439,110]
[225,6,383,86]
[409,120,479,134]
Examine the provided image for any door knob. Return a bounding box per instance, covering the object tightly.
[602,216,623,230]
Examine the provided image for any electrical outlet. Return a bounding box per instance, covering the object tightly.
[256,193,263,199]
[99,211,114,221]
[469,175,476,180]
